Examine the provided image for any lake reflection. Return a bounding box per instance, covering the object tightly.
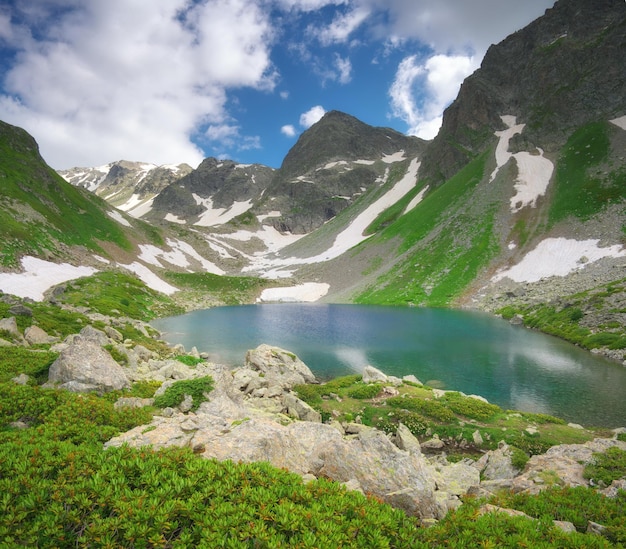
[152,304,626,428]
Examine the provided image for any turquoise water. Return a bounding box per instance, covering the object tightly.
[152,304,626,428]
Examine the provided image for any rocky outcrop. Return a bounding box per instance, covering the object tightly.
[47,326,130,393]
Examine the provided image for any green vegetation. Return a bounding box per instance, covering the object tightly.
[356,152,499,306]
[0,122,134,266]
[584,447,626,486]
[497,278,626,358]
[54,271,182,321]
[152,376,214,411]
[550,121,626,224]
[492,487,626,544]
[163,271,281,306]
[175,354,205,367]
[294,375,599,457]
[0,347,57,383]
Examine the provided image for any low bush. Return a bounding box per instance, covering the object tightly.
[584,447,626,486]
[442,392,502,421]
[175,354,204,367]
[346,383,382,400]
[386,396,456,422]
[152,376,214,411]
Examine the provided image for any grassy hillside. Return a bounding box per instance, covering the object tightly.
[355,151,498,306]
[0,121,164,267]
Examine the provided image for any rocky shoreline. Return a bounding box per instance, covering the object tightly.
[6,309,623,530]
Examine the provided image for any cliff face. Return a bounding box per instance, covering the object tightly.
[420,0,626,184]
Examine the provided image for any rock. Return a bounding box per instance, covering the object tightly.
[11,373,30,385]
[474,442,520,481]
[395,422,422,456]
[553,521,577,533]
[587,521,609,538]
[362,365,388,383]
[245,344,316,388]
[178,394,194,413]
[317,428,438,518]
[421,434,445,450]
[432,461,480,496]
[24,325,58,345]
[104,326,124,342]
[0,317,20,339]
[8,304,32,317]
[472,430,484,446]
[342,479,364,493]
[601,479,626,498]
[47,337,130,393]
[403,375,422,385]
[0,338,12,347]
[283,393,322,422]
[114,397,154,409]
[77,325,110,346]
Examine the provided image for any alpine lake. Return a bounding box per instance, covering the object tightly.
[151,304,626,429]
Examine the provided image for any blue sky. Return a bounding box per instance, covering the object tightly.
[0,0,554,170]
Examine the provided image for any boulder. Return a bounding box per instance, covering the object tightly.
[362,365,388,383]
[316,428,438,518]
[474,441,520,480]
[245,344,316,389]
[395,422,422,456]
[24,325,58,345]
[8,304,32,317]
[47,337,130,393]
[0,317,21,339]
[283,392,322,422]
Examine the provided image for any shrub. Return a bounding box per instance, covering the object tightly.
[175,354,204,367]
[293,383,323,405]
[346,383,381,400]
[153,376,214,412]
[386,396,456,422]
[442,392,502,421]
[583,447,626,486]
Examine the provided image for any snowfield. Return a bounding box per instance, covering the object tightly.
[0,257,97,301]
[492,238,626,283]
[257,283,330,302]
[490,115,554,213]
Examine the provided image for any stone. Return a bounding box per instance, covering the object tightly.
[8,304,32,317]
[283,393,322,423]
[24,325,58,345]
[362,365,388,383]
[245,344,316,388]
[402,375,422,385]
[553,521,577,533]
[47,337,130,393]
[317,428,438,518]
[114,397,154,409]
[11,373,30,385]
[395,422,422,456]
[432,461,480,496]
[104,326,124,342]
[421,434,445,450]
[0,317,20,338]
[77,325,110,346]
[474,442,520,481]
[472,429,484,446]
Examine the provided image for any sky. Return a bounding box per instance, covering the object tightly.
[0,0,555,170]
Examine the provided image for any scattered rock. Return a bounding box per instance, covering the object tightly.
[8,304,32,317]
[395,422,422,456]
[24,325,58,345]
[47,337,130,393]
[0,317,21,339]
[11,373,30,385]
[362,365,388,383]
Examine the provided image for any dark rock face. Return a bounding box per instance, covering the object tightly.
[420,0,626,184]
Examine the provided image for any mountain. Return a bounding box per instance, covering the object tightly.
[1,0,625,360]
[59,160,193,217]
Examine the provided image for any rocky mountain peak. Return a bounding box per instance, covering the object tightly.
[420,0,626,184]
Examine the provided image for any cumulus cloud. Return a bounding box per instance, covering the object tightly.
[310,5,371,46]
[0,0,276,168]
[389,53,477,139]
[300,105,327,128]
[334,54,352,84]
[281,124,297,137]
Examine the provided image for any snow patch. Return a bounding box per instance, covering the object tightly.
[107,209,132,227]
[403,185,429,214]
[138,239,224,275]
[192,195,253,227]
[257,211,281,222]
[610,115,626,130]
[120,262,178,295]
[490,115,554,213]
[164,213,187,224]
[0,256,97,301]
[492,238,626,283]
[382,151,406,163]
[354,159,375,165]
[258,283,330,302]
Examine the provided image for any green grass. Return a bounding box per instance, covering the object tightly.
[153,376,214,411]
[355,151,498,306]
[54,271,181,321]
[550,121,626,224]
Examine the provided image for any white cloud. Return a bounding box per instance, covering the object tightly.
[281,124,297,137]
[389,53,477,139]
[0,0,276,169]
[334,54,352,84]
[280,90,290,99]
[300,105,326,128]
[311,5,371,46]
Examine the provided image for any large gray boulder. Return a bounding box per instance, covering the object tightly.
[316,427,439,518]
[47,336,130,393]
[245,344,317,388]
